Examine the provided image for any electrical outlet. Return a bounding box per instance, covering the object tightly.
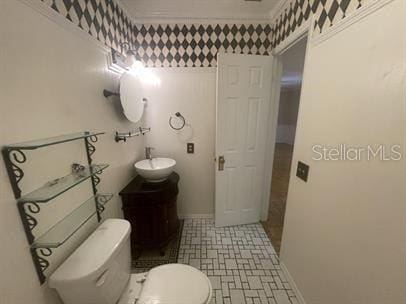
[187,143,194,154]
[296,161,309,182]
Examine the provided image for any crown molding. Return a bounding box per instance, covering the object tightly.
[131,15,272,25]
[117,0,274,25]
[119,0,274,25]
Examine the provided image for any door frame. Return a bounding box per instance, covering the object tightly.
[260,19,312,220]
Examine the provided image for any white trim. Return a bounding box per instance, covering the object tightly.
[271,27,314,304]
[116,0,275,24]
[280,262,307,304]
[260,18,310,221]
[311,0,395,46]
[260,57,283,221]
[269,0,290,22]
[178,214,214,219]
[18,0,110,53]
[272,19,311,56]
[132,16,272,25]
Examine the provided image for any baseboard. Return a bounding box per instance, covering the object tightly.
[178,214,214,219]
[280,262,307,304]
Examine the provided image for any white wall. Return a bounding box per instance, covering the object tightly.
[143,68,216,216]
[0,1,144,303]
[276,88,300,145]
[281,1,406,303]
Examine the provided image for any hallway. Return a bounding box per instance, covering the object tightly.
[262,143,294,255]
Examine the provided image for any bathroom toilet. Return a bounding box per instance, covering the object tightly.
[49,219,212,304]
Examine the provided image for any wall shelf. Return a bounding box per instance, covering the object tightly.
[4,131,105,150]
[19,164,109,203]
[2,131,110,285]
[31,194,113,249]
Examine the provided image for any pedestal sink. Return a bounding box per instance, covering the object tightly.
[134,158,176,182]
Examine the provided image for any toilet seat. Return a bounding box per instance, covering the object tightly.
[137,264,212,304]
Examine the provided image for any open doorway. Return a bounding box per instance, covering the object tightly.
[262,36,307,255]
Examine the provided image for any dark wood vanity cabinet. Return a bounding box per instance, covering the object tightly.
[119,173,180,253]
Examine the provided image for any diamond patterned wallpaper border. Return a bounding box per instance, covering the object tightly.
[39,0,373,67]
[40,0,272,67]
[133,24,272,67]
[271,0,373,48]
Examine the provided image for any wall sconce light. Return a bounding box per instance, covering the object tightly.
[107,42,161,86]
[108,42,144,73]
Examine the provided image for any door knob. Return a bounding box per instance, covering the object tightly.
[218,156,225,171]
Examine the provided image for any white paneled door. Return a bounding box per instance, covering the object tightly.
[215,53,273,227]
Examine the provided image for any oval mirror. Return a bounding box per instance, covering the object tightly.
[119,72,145,123]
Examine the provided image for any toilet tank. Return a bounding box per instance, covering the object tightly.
[49,219,132,304]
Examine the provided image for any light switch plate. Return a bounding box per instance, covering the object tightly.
[296,161,309,182]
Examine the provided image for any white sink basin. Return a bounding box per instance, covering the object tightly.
[134,158,176,182]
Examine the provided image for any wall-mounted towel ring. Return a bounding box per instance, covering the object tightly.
[169,112,186,130]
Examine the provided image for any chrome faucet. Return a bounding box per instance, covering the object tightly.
[145,147,154,160]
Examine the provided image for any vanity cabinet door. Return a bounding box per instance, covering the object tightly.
[167,198,179,235]
[157,203,169,241]
[119,173,180,252]
[122,199,153,245]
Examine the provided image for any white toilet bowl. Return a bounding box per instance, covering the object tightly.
[49,219,212,304]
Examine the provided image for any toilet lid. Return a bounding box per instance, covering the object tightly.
[138,264,212,304]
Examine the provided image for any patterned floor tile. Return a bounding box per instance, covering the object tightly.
[178,219,298,304]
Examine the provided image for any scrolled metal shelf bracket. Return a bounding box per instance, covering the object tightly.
[96,195,109,213]
[17,201,41,244]
[84,135,104,221]
[2,148,27,199]
[84,135,99,165]
[31,247,53,285]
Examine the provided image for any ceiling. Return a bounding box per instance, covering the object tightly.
[281,37,307,89]
[120,0,280,22]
